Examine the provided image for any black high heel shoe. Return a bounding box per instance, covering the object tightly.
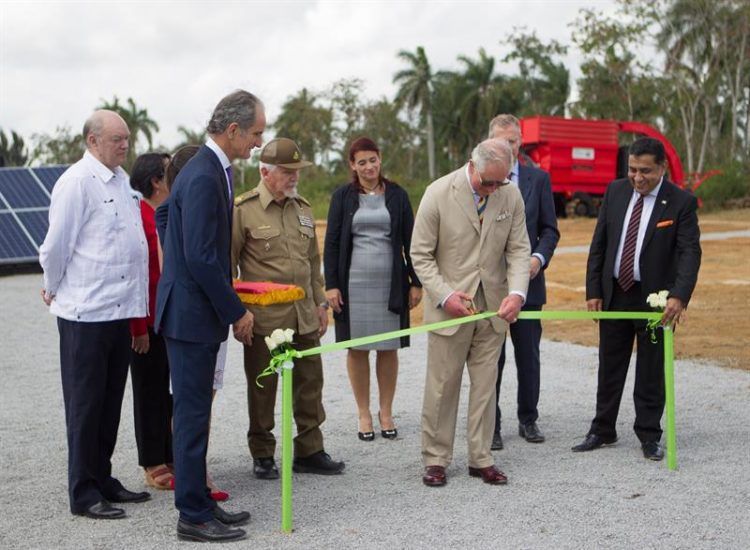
[358,431,375,442]
[378,412,398,440]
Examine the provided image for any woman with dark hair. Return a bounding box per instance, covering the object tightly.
[129,152,173,489]
[324,137,421,441]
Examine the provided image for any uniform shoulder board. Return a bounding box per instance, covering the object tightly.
[234,189,259,206]
[295,194,311,207]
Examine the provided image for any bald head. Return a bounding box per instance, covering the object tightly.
[84,110,130,170]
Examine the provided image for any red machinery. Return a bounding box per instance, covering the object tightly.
[519,116,696,217]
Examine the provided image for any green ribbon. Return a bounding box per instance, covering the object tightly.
[266,308,675,534]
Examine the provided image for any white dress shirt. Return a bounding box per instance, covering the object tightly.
[205,137,233,200]
[39,150,148,322]
[614,180,663,282]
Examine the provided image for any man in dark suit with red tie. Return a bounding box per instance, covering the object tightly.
[156,90,264,542]
[573,137,701,461]
[489,114,560,449]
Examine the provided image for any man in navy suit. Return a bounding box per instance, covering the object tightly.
[573,137,701,461]
[155,90,265,542]
[489,114,560,449]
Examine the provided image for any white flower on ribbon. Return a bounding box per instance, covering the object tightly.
[264,336,278,352]
[270,328,288,346]
[283,328,295,342]
[646,290,669,310]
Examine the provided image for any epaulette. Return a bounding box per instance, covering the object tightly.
[294,194,311,207]
[234,189,259,206]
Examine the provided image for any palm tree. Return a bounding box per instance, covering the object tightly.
[98,96,160,168]
[175,126,207,149]
[0,128,28,167]
[393,46,436,179]
[274,88,333,166]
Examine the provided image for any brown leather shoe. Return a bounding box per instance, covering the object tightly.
[422,465,446,487]
[468,465,508,485]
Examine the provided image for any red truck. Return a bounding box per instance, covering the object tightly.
[519,116,710,217]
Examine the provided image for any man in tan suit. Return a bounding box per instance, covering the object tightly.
[232,138,344,480]
[411,139,530,487]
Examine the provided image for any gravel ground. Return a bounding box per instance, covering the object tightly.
[1,273,749,549]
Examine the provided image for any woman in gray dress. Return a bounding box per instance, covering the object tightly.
[324,137,422,441]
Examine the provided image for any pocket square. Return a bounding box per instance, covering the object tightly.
[495,210,510,221]
[656,220,674,228]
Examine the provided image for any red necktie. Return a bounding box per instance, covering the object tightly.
[618,195,644,292]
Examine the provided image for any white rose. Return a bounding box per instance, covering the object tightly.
[646,293,658,308]
[657,290,669,309]
[283,328,295,343]
[265,336,277,352]
[270,329,287,346]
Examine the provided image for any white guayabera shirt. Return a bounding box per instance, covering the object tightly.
[39,150,148,322]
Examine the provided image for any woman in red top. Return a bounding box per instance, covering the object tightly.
[129,152,174,490]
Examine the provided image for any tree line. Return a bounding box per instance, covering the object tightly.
[1,0,747,211]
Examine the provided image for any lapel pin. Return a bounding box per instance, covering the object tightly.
[661,200,667,204]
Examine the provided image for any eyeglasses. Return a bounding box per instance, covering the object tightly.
[476,169,511,188]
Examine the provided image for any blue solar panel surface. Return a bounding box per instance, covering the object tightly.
[33,166,67,194]
[16,210,50,247]
[0,168,50,208]
[0,212,37,261]
[0,165,70,265]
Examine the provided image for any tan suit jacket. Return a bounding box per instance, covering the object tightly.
[410,166,531,334]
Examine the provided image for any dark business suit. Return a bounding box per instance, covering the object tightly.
[495,162,559,429]
[585,178,701,443]
[155,145,246,524]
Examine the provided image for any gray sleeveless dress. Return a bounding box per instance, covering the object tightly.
[347,193,400,350]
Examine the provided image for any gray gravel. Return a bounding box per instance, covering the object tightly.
[1,273,749,549]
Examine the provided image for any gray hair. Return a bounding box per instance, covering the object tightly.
[471,139,512,172]
[488,113,521,138]
[207,90,263,134]
[258,161,278,175]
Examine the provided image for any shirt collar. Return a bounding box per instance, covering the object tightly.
[511,160,519,182]
[83,150,117,184]
[635,176,663,200]
[257,180,277,210]
[205,137,231,171]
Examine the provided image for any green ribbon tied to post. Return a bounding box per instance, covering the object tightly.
[258,308,675,534]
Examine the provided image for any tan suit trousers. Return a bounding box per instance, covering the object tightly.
[242,308,325,459]
[421,288,503,468]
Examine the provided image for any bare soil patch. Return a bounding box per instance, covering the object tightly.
[318,208,750,370]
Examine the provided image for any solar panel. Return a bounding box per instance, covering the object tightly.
[33,166,68,194]
[0,164,69,266]
[0,212,38,263]
[16,210,50,247]
[0,168,50,208]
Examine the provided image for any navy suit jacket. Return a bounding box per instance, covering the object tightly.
[586,178,701,310]
[517,163,560,306]
[154,145,246,343]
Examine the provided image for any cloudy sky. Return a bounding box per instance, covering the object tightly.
[1,0,618,150]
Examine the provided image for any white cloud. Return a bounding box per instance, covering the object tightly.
[0,0,619,150]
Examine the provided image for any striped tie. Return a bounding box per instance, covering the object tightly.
[477,196,487,225]
[618,195,644,292]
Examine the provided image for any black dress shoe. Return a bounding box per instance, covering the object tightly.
[76,500,126,520]
[519,422,545,443]
[571,433,618,452]
[108,488,151,503]
[491,431,504,451]
[358,431,375,441]
[176,518,246,542]
[380,428,398,440]
[253,457,280,480]
[642,441,664,461]
[293,451,345,475]
[213,504,251,526]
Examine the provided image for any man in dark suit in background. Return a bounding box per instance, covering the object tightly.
[573,137,701,461]
[155,90,264,542]
[489,114,560,449]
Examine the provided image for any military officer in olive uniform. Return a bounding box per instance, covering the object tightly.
[232,138,345,479]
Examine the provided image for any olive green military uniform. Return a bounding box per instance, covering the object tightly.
[232,181,327,460]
